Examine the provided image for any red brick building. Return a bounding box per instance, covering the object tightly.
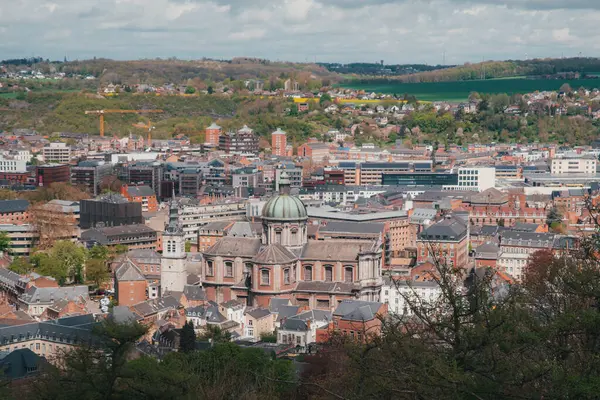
[0,200,31,225]
[417,215,469,268]
[114,258,147,307]
[271,128,287,157]
[35,164,70,187]
[205,122,222,146]
[121,185,159,212]
[317,300,388,343]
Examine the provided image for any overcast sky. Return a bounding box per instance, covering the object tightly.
[0,0,597,64]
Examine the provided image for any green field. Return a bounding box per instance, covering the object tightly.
[0,93,19,99]
[340,77,600,102]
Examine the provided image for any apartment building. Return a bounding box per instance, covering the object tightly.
[417,215,469,268]
[42,143,71,163]
[70,161,112,196]
[120,185,158,212]
[0,200,31,225]
[0,224,38,256]
[205,122,222,147]
[81,224,158,250]
[36,164,70,187]
[551,158,597,174]
[219,126,259,155]
[271,128,287,157]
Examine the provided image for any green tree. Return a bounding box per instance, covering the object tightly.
[8,257,34,275]
[114,244,128,255]
[319,93,332,105]
[89,244,109,260]
[198,325,232,343]
[185,241,192,252]
[547,206,563,226]
[85,259,109,289]
[179,321,196,353]
[0,231,10,253]
[207,86,214,94]
[185,86,196,94]
[35,241,86,284]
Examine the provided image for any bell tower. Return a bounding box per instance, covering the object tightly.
[161,199,187,293]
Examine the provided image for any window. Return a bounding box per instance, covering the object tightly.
[344,267,353,283]
[304,265,312,281]
[261,269,270,285]
[275,229,282,244]
[207,261,214,276]
[324,265,334,282]
[225,261,233,277]
[248,320,253,326]
[297,336,302,345]
[284,268,290,284]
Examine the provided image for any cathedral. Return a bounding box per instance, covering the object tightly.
[201,172,383,309]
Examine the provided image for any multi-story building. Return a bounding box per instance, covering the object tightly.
[316,300,388,342]
[382,172,458,186]
[0,224,38,256]
[297,142,330,162]
[219,125,259,155]
[497,231,557,282]
[70,161,112,196]
[32,200,80,245]
[323,169,344,185]
[0,156,26,173]
[232,168,263,188]
[81,224,158,250]
[79,194,143,229]
[551,157,597,175]
[0,200,31,225]
[0,315,96,360]
[18,285,89,317]
[120,185,159,212]
[271,128,287,157]
[205,122,222,147]
[114,258,147,306]
[42,143,71,163]
[417,215,469,268]
[380,276,441,315]
[275,167,302,191]
[453,167,496,191]
[197,221,232,252]
[175,199,247,242]
[126,162,163,198]
[36,164,70,187]
[178,170,202,196]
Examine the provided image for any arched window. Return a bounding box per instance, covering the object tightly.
[206,261,214,276]
[283,268,290,284]
[324,265,333,282]
[304,265,313,281]
[224,261,234,277]
[344,266,353,283]
[275,229,282,244]
[290,228,298,244]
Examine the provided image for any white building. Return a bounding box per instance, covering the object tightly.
[449,167,496,192]
[380,277,441,316]
[0,156,26,173]
[2,149,32,162]
[551,158,597,175]
[277,310,332,350]
[160,203,188,293]
[42,142,71,163]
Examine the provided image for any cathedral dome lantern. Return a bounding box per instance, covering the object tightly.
[262,171,308,249]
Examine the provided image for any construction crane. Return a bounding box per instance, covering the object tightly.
[84,109,163,137]
[132,121,155,147]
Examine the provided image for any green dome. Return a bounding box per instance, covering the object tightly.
[262,193,307,221]
[262,171,307,221]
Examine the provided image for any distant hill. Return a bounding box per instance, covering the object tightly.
[346,57,600,83]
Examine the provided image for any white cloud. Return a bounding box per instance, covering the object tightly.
[0,0,599,63]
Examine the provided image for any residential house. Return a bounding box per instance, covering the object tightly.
[244,308,273,340]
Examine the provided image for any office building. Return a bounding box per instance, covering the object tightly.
[36,164,70,187]
[81,224,158,250]
[42,142,71,163]
[382,172,458,186]
[70,161,113,196]
[0,224,38,256]
[0,156,26,173]
[454,167,496,192]
[126,162,163,198]
[79,194,143,229]
[551,158,597,175]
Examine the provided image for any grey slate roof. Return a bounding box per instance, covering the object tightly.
[475,243,500,259]
[253,244,297,265]
[301,239,378,261]
[246,307,271,320]
[269,298,291,313]
[334,300,383,322]
[318,221,384,235]
[280,318,308,332]
[20,286,89,305]
[183,285,206,301]
[295,281,357,294]
[275,305,302,320]
[500,231,556,248]
[126,185,155,197]
[110,306,138,324]
[203,237,262,258]
[0,348,42,379]
[115,259,146,281]
[127,249,161,264]
[227,221,263,238]
[131,295,182,318]
[419,216,468,241]
[0,200,29,214]
[185,304,226,323]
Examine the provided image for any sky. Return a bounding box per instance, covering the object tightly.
[0,0,598,64]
